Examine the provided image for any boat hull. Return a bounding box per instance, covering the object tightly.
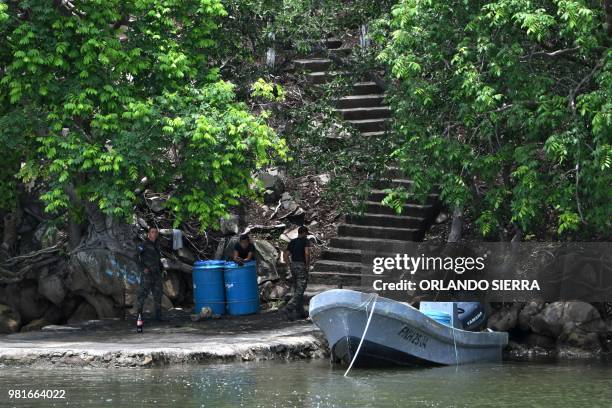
[309,289,508,367]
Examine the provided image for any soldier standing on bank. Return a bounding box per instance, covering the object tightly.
[283,226,311,321]
[137,226,164,322]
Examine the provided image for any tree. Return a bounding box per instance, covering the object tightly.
[377,0,611,240]
[0,0,286,254]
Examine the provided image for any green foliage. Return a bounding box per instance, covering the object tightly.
[0,0,285,227]
[377,0,611,238]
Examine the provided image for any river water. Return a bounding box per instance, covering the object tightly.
[2,359,611,407]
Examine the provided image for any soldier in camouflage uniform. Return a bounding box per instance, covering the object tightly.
[137,227,164,321]
[283,226,311,320]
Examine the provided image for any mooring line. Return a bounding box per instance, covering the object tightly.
[344,294,378,377]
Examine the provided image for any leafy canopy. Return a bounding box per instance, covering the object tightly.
[377,0,611,238]
[0,0,286,227]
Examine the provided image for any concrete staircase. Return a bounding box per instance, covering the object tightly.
[293,38,440,301]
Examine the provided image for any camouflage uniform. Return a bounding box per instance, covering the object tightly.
[136,239,163,316]
[286,261,308,316]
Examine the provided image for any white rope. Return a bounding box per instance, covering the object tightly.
[344,294,378,377]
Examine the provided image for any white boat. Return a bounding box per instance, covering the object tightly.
[309,289,508,367]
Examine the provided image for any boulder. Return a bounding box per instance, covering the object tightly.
[219,214,240,235]
[487,303,522,331]
[82,293,120,319]
[71,250,141,306]
[314,173,330,185]
[222,236,241,261]
[258,168,286,204]
[163,270,183,302]
[530,302,565,337]
[10,281,50,323]
[253,240,279,283]
[280,192,298,212]
[38,269,67,306]
[68,301,98,324]
[530,302,604,350]
[176,247,195,264]
[0,304,21,334]
[518,301,544,331]
[260,280,290,303]
[22,306,64,332]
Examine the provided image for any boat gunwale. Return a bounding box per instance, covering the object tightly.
[309,289,508,348]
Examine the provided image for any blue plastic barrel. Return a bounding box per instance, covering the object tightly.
[223,261,260,316]
[192,260,226,315]
[424,310,452,326]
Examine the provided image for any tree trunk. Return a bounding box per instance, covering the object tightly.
[447,206,463,243]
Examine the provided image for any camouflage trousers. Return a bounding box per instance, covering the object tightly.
[136,269,163,313]
[287,262,308,313]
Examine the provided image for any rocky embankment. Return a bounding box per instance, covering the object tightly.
[490,301,612,359]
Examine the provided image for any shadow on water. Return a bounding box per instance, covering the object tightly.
[2,359,612,407]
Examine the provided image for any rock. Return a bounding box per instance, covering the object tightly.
[68,301,99,324]
[219,214,240,235]
[280,192,298,212]
[38,270,67,306]
[260,280,290,302]
[522,333,556,349]
[518,301,544,331]
[146,196,166,212]
[530,302,565,337]
[435,212,449,224]
[314,173,330,185]
[253,240,279,283]
[82,293,120,319]
[70,250,141,306]
[222,236,240,261]
[530,302,604,350]
[176,247,195,264]
[10,281,50,323]
[280,227,299,243]
[163,271,183,302]
[0,304,21,334]
[487,303,522,331]
[41,325,81,332]
[21,318,49,332]
[257,167,286,205]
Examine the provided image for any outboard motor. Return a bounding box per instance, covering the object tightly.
[456,302,486,331]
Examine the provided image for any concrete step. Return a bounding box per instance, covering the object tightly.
[346,213,427,229]
[319,247,362,262]
[313,259,362,274]
[338,223,421,241]
[352,81,383,95]
[335,94,385,109]
[308,71,349,84]
[373,178,414,189]
[368,189,439,203]
[329,236,418,251]
[335,106,391,120]
[294,58,332,72]
[361,130,387,138]
[364,201,436,218]
[347,118,389,132]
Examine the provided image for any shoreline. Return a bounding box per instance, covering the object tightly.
[1,310,608,369]
[0,311,328,368]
